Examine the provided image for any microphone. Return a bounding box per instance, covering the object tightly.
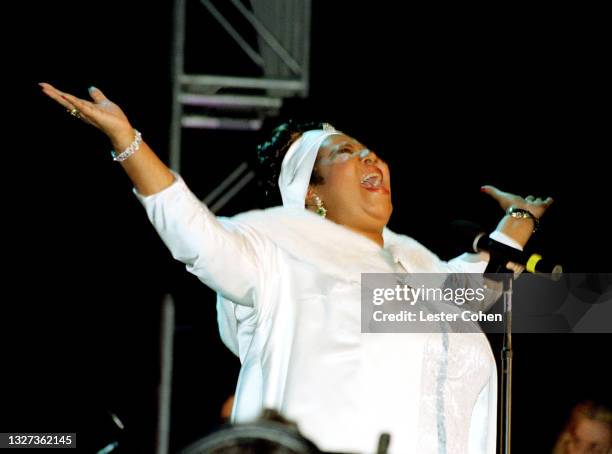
[451,220,563,277]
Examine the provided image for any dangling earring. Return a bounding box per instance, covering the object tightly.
[309,192,327,217]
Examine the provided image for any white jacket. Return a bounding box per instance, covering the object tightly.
[134,172,518,454]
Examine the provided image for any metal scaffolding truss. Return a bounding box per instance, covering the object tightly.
[169,0,312,173]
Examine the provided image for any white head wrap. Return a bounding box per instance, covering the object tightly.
[278,124,342,208]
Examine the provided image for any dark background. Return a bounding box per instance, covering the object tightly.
[4,0,610,452]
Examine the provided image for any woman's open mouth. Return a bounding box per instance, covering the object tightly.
[360,172,390,194]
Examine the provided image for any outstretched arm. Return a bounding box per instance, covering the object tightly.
[40,83,175,196]
[40,83,270,306]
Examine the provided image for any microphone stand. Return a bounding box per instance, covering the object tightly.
[499,273,513,454]
[485,260,513,454]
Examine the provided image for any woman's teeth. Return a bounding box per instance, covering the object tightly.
[360,173,382,188]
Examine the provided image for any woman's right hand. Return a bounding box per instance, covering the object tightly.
[39,83,134,146]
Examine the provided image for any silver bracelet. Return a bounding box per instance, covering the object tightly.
[111,129,142,162]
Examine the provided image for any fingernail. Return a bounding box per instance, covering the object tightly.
[480,186,487,192]
[88,86,96,93]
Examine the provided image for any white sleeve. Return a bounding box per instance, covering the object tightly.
[133,171,269,307]
[447,230,523,274]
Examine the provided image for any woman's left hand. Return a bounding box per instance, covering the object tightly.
[481,185,554,219]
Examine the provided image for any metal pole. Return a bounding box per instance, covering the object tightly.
[228,0,302,75]
[156,295,175,454]
[199,0,265,68]
[170,0,187,172]
[499,276,513,454]
[301,0,311,97]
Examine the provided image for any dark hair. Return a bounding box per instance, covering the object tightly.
[256,120,327,205]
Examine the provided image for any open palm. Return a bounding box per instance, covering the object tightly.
[39,83,132,141]
[481,185,553,219]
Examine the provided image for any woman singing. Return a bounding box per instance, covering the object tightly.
[40,82,553,453]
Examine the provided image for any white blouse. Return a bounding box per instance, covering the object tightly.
[134,172,520,454]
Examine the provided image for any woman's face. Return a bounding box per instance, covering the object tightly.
[308,133,392,232]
